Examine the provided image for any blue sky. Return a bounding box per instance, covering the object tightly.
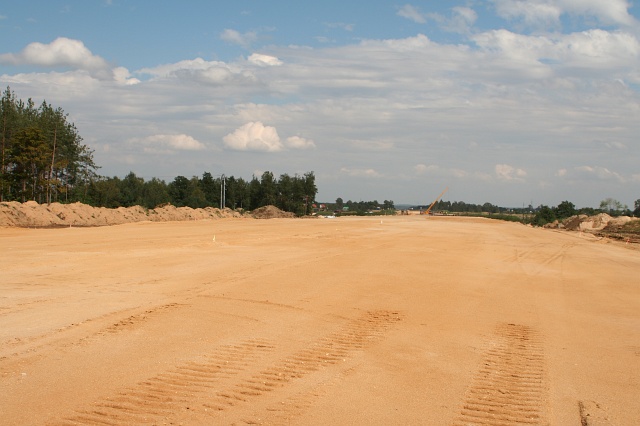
[1,1,639,208]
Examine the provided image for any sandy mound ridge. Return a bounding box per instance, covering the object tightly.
[0,201,245,227]
[548,213,635,231]
[251,205,296,219]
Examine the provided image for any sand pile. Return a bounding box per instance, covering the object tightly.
[0,201,242,227]
[251,205,295,219]
[559,213,636,232]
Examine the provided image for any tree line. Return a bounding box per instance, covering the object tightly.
[1,87,318,215]
[1,87,97,203]
[83,170,317,216]
[427,198,639,225]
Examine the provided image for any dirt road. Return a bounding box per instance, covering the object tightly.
[1,216,638,425]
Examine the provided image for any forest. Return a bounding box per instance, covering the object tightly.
[0,87,317,216]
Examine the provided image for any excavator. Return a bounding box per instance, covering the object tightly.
[421,187,449,216]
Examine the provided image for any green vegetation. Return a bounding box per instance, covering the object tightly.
[83,170,317,216]
[1,87,97,203]
[323,198,395,215]
[0,87,317,216]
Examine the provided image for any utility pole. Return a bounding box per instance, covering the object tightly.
[220,174,226,209]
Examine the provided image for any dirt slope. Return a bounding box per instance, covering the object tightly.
[0,201,244,227]
[1,216,638,425]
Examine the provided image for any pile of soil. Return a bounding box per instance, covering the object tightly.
[0,201,243,228]
[545,213,640,244]
[559,213,634,232]
[251,205,295,219]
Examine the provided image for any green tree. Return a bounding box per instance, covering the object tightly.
[10,127,49,202]
[554,200,576,219]
[119,171,145,207]
[199,172,219,207]
[168,175,190,207]
[259,171,277,206]
[532,205,556,226]
[187,176,207,208]
[85,176,121,207]
[142,177,170,208]
[599,198,624,216]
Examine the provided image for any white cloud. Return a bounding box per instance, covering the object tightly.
[112,66,140,85]
[471,28,640,79]
[220,29,258,47]
[223,122,284,152]
[575,166,626,182]
[138,57,258,85]
[491,0,637,28]
[285,136,316,149]
[325,22,355,32]
[556,168,568,177]
[248,53,283,67]
[495,164,527,181]
[135,134,206,152]
[397,4,426,24]
[427,6,478,34]
[0,37,112,79]
[340,167,382,178]
[414,164,439,175]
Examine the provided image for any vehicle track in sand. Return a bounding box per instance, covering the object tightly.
[453,323,547,426]
[47,310,402,425]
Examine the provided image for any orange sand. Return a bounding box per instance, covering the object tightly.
[1,216,638,425]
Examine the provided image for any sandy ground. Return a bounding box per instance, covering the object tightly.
[1,216,638,425]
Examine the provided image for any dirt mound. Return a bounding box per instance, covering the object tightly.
[250,205,295,219]
[0,201,242,228]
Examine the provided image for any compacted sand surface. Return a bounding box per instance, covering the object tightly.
[1,216,638,425]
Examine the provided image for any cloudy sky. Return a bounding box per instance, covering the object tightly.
[1,1,639,208]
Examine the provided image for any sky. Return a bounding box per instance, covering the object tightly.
[1,1,639,208]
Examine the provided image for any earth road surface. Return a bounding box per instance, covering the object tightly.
[1,216,638,425]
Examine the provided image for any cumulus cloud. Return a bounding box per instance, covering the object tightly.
[112,66,140,85]
[220,29,258,47]
[285,136,316,149]
[491,0,637,28]
[248,53,283,67]
[575,166,626,182]
[325,22,355,32]
[414,164,438,174]
[427,6,478,34]
[138,57,257,85]
[135,134,206,152]
[471,28,639,78]
[495,164,527,181]
[223,122,284,152]
[0,37,112,79]
[223,122,315,152]
[397,4,426,23]
[340,167,382,178]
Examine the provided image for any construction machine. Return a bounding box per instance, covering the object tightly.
[422,187,449,216]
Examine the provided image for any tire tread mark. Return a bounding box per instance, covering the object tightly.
[232,310,403,424]
[452,323,547,426]
[48,338,273,426]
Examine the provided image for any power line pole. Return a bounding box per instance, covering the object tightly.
[220,174,226,209]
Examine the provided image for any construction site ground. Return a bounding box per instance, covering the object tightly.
[1,215,638,425]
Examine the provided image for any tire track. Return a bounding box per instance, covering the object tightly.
[1,303,183,362]
[453,323,547,426]
[50,339,274,426]
[222,310,403,424]
[48,310,402,425]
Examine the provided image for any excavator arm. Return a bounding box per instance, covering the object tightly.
[424,187,449,216]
